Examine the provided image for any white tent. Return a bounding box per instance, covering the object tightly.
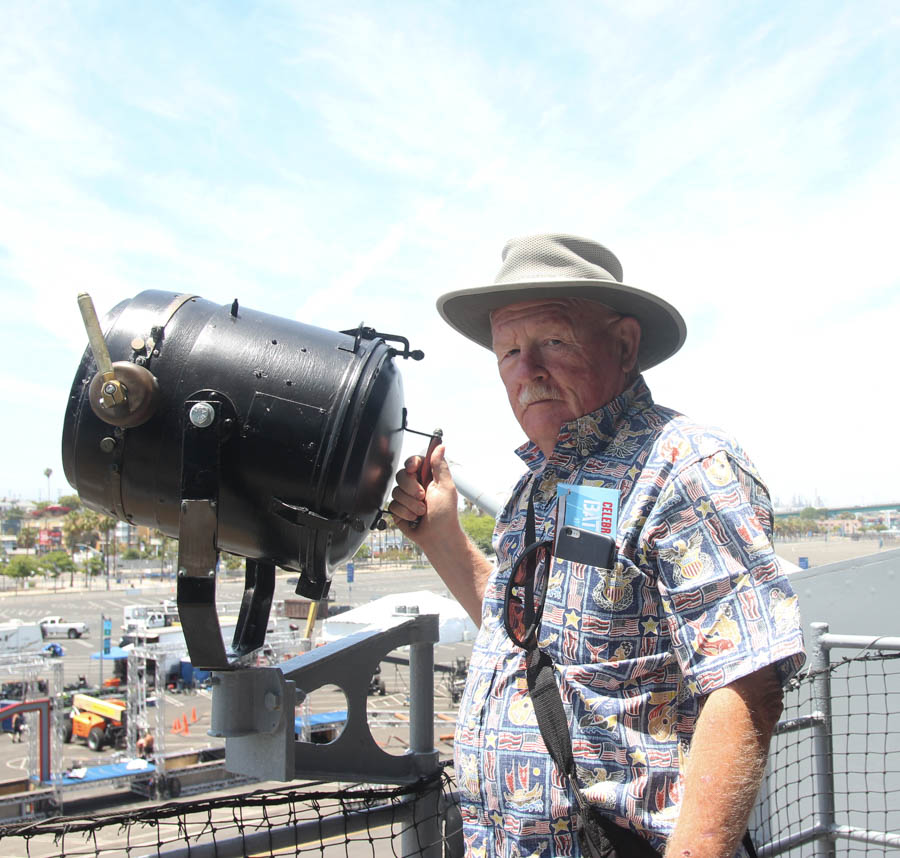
[776,554,802,573]
[320,590,477,644]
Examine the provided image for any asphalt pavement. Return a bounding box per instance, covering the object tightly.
[0,561,467,786]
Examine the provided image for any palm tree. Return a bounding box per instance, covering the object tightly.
[63,508,106,586]
[63,508,104,551]
[44,468,53,503]
[18,525,37,554]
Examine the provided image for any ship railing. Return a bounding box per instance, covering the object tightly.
[1,619,899,856]
[753,623,900,857]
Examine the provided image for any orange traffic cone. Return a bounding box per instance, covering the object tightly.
[172,718,182,734]
[181,714,190,735]
[190,707,198,724]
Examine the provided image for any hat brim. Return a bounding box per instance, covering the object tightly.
[436,279,686,370]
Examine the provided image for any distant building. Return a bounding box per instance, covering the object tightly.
[364,528,414,556]
[114,520,141,548]
[21,504,73,554]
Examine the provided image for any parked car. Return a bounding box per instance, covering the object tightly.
[39,616,89,639]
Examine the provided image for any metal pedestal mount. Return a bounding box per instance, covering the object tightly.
[209,614,440,784]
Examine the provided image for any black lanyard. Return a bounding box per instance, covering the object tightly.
[521,489,538,632]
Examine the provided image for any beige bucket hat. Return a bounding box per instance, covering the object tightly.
[436,233,686,370]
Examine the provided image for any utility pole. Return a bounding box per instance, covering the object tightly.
[99,613,104,688]
[108,526,115,590]
[101,524,110,591]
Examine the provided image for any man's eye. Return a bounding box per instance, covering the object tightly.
[545,338,563,347]
[503,348,520,359]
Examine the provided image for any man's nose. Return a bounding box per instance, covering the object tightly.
[516,346,547,381]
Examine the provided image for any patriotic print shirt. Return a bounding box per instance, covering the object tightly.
[454,377,805,857]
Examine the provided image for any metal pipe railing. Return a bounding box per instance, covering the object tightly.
[403,635,441,858]
[832,824,900,849]
[757,824,829,858]
[758,622,900,857]
[809,622,837,858]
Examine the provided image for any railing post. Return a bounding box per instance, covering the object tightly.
[401,634,441,857]
[409,636,434,757]
[810,622,837,858]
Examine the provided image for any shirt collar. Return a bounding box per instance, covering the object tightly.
[515,375,654,474]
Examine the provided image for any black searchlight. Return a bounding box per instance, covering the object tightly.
[62,291,423,669]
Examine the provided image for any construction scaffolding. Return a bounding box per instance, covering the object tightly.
[125,644,168,766]
[0,654,64,815]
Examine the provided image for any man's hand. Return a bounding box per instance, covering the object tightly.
[388,444,493,624]
[389,445,459,548]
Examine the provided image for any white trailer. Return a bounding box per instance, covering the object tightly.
[0,620,44,653]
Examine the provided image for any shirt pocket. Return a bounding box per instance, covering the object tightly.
[537,555,650,667]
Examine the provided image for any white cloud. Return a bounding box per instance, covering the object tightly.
[0,0,897,509]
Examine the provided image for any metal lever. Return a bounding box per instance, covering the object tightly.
[77,293,115,378]
[77,292,126,408]
[76,292,160,428]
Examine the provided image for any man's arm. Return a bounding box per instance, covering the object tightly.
[389,445,494,624]
[665,665,783,858]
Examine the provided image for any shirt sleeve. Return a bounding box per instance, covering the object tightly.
[643,449,806,694]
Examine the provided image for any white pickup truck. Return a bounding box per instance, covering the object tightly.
[39,616,90,639]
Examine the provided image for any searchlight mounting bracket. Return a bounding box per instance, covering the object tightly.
[176,391,275,671]
[210,613,440,784]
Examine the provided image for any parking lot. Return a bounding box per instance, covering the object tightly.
[0,563,469,790]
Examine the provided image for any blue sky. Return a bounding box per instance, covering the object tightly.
[1,1,898,509]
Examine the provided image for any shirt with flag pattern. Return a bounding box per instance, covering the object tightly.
[454,376,805,857]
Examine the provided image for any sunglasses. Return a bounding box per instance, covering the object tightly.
[502,538,554,648]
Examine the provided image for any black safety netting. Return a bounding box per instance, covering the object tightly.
[0,767,462,858]
[752,650,900,857]
[3,652,899,857]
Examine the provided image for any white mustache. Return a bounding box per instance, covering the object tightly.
[518,383,562,407]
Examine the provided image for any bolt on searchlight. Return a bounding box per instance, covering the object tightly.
[62,291,424,671]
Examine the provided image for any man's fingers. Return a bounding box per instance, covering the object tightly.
[395,463,426,497]
[430,444,452,486]
[388,499,416,523]
[390,476,426,515]
[389,489,426,519]
[391,446,450,534]
[389,502,418,523]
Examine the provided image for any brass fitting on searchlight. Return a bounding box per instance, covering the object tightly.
[77,292,160,428]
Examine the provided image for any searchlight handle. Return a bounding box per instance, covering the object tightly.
[409,428,443,530]
[76,292,160,428]
[77,293,116,381]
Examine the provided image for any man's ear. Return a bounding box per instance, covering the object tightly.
[614,316,641,373]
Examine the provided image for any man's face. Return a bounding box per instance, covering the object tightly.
[490,298,640,456]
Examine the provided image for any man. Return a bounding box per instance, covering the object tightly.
[10,712,24,743]
[136,728,154,759]
[390,234,805,857]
